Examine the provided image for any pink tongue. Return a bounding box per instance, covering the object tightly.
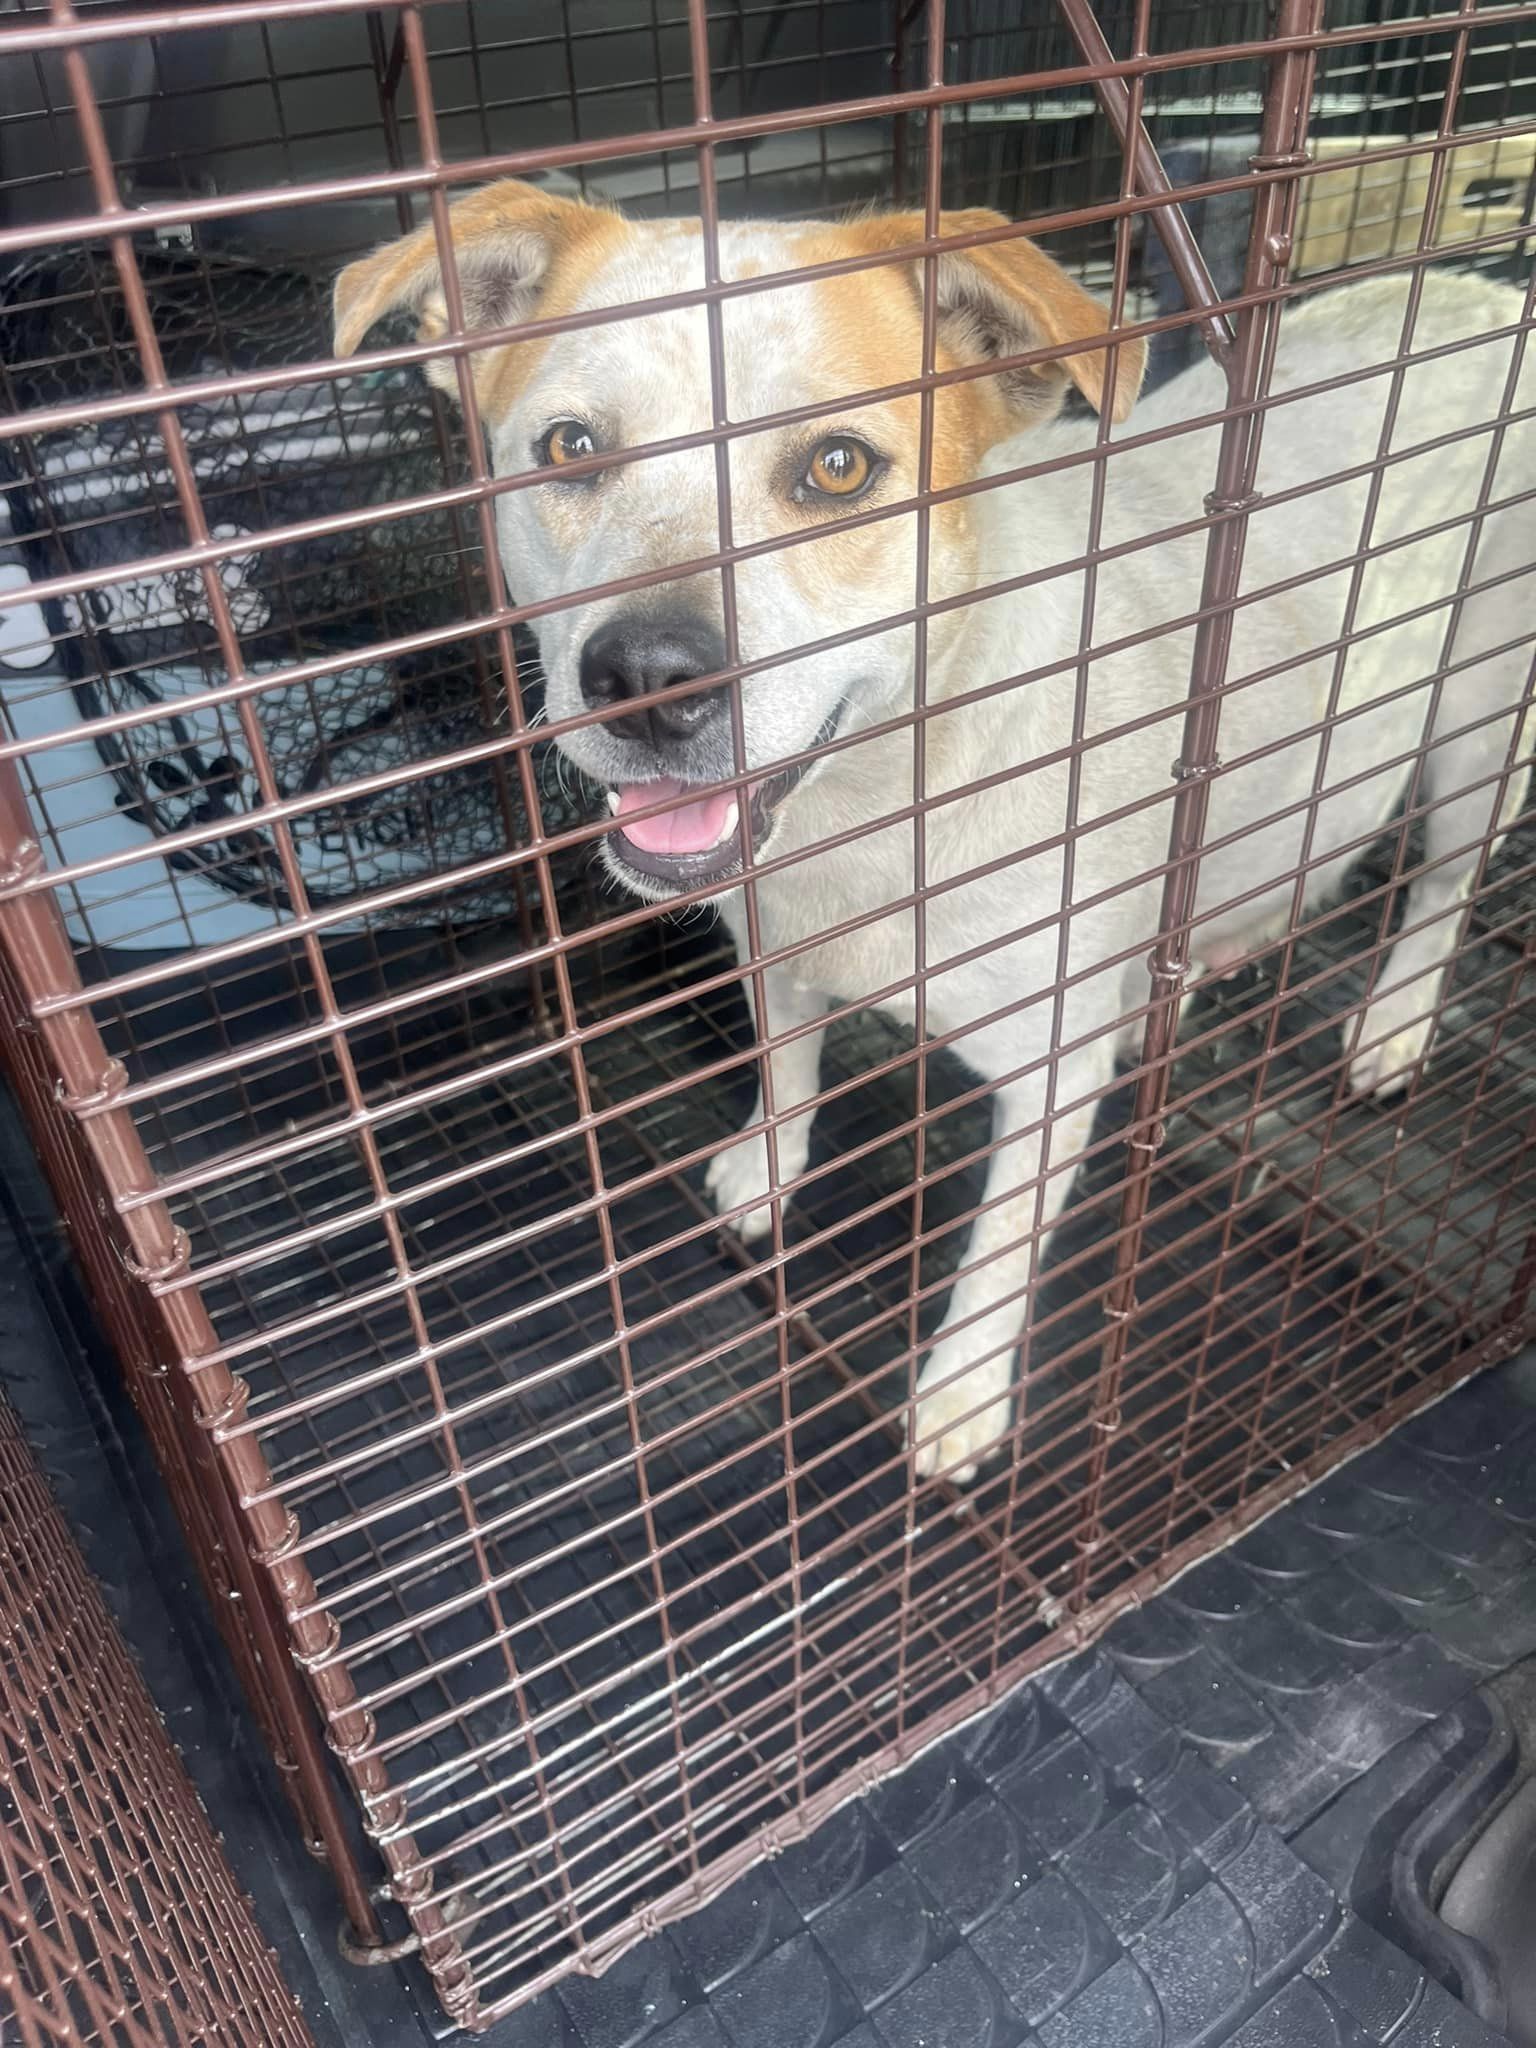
[614,779,736,857]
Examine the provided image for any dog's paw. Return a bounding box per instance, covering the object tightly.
[910,1341,1014,1485]
[704,1128,805,1242]
[1346,994,1433,1101]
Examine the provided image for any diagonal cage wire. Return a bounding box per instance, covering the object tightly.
[0,0,1534,2029]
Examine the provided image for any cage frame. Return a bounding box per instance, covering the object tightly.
[1,0,1535,2028]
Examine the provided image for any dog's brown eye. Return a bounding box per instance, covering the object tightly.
[804,436,875,499]
[541,420,598,468]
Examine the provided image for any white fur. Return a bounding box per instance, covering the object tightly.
[509,247,1535,1482]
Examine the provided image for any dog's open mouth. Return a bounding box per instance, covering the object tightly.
[602,710,842,891]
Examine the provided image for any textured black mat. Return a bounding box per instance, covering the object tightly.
[493,1351,1536,2048]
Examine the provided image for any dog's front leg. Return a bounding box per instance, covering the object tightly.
[911,1040,1111,1484]
[706,962,829,1243]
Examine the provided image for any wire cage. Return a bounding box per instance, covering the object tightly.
[1,0,1535,2030]
[0,1388,317,2048]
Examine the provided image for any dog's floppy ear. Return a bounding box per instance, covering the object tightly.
[862,209,1146,425]
[332,179,608,398]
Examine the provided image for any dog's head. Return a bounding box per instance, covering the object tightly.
[334,181,1144,899]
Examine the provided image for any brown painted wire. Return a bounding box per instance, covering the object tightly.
[0,0,1533,2025]
[0,1391,318,2048]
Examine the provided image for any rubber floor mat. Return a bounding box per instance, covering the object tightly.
[494,1350,1536,2048]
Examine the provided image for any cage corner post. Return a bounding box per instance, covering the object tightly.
[0,745,487,2023]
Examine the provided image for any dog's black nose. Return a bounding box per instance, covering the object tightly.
[578,613,730,745]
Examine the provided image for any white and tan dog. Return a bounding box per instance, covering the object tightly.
[335,183,1535,1482]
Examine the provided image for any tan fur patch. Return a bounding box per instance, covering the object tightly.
[789,219,1013,495]
[475,205,633,417]
[332,180,632,417]
[813,209,1144,423]
[773,210,1144,602]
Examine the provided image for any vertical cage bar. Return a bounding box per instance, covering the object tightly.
[363,5,552,1036]
[991,0,1149,1631]
[893,0,945,1738]
[685,0,813,1807]
[393,0,683,1953]
[1075,0,1325,1590]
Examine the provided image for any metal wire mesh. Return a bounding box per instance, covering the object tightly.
[0,1390,317,2048]
[1,0,1535,2030]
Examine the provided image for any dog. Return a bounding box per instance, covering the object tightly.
[335,183,1535,1483]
